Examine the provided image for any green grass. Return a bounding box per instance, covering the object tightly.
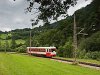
[0,33,12,39]
[16,39,25,44]
[0,33,25,45]
[0,39,25,46]
[0,40,11,46]
[0,33,25,46]
[0,39,12,46]
[0,53,100,75]
[54,57,100,65]
[0,34,7,39]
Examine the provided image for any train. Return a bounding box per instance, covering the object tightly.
[27,47,56,57]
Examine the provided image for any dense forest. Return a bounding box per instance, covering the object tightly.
[0,0,100,60]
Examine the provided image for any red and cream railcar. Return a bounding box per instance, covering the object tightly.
[27,47,56,57]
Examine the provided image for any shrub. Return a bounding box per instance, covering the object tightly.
[77,49,86,59]
[16,45,26,53]
[63,42,73,58]
[58,42,73,58]
[57,46,64,57]
[84,51,100,60]
[0,47,5,52]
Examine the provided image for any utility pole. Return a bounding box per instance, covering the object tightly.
[5,34,7,53]
[30,30,32,48]
[29,30,32,55]
[73,13,78,64]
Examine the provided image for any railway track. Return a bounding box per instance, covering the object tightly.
[51,57,100,70]
[26,53,100,70]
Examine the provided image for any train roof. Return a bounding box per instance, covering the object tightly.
[27,47,56,49]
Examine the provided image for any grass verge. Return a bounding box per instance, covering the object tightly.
[0,53,100,75]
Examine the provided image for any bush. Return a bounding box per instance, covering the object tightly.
[0,47,5,52]
[84,51,100,60]
[16,45,26,53]
[58,42,73,58]
[77,49,86,59]
[57,46,64,57]
[63,42,73,58]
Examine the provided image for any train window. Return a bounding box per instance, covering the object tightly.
[48,49,50,52]
[42,49,44,52]
[43,49,45,52]
[29,48,31,51]
[38,49,41,52]
[46,49,51,52]
[48,49,49,52]
[49,49,52,52]
[39,49,40,52]
[51,49,56,52]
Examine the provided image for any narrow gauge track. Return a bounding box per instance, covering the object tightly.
[51,57,100,68]
[26,53,100,69]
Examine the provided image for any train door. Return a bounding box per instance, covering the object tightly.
[46,48,49,52]
[46,48,51,57]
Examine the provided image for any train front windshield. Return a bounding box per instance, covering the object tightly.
[51,48,56,52]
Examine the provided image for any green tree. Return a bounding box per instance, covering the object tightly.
[57,41,73,58]
[0,40,1,47]
[5,40,10,52]
[11,39,17,49]
[79,31,100,52]
[26,0,79,24]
